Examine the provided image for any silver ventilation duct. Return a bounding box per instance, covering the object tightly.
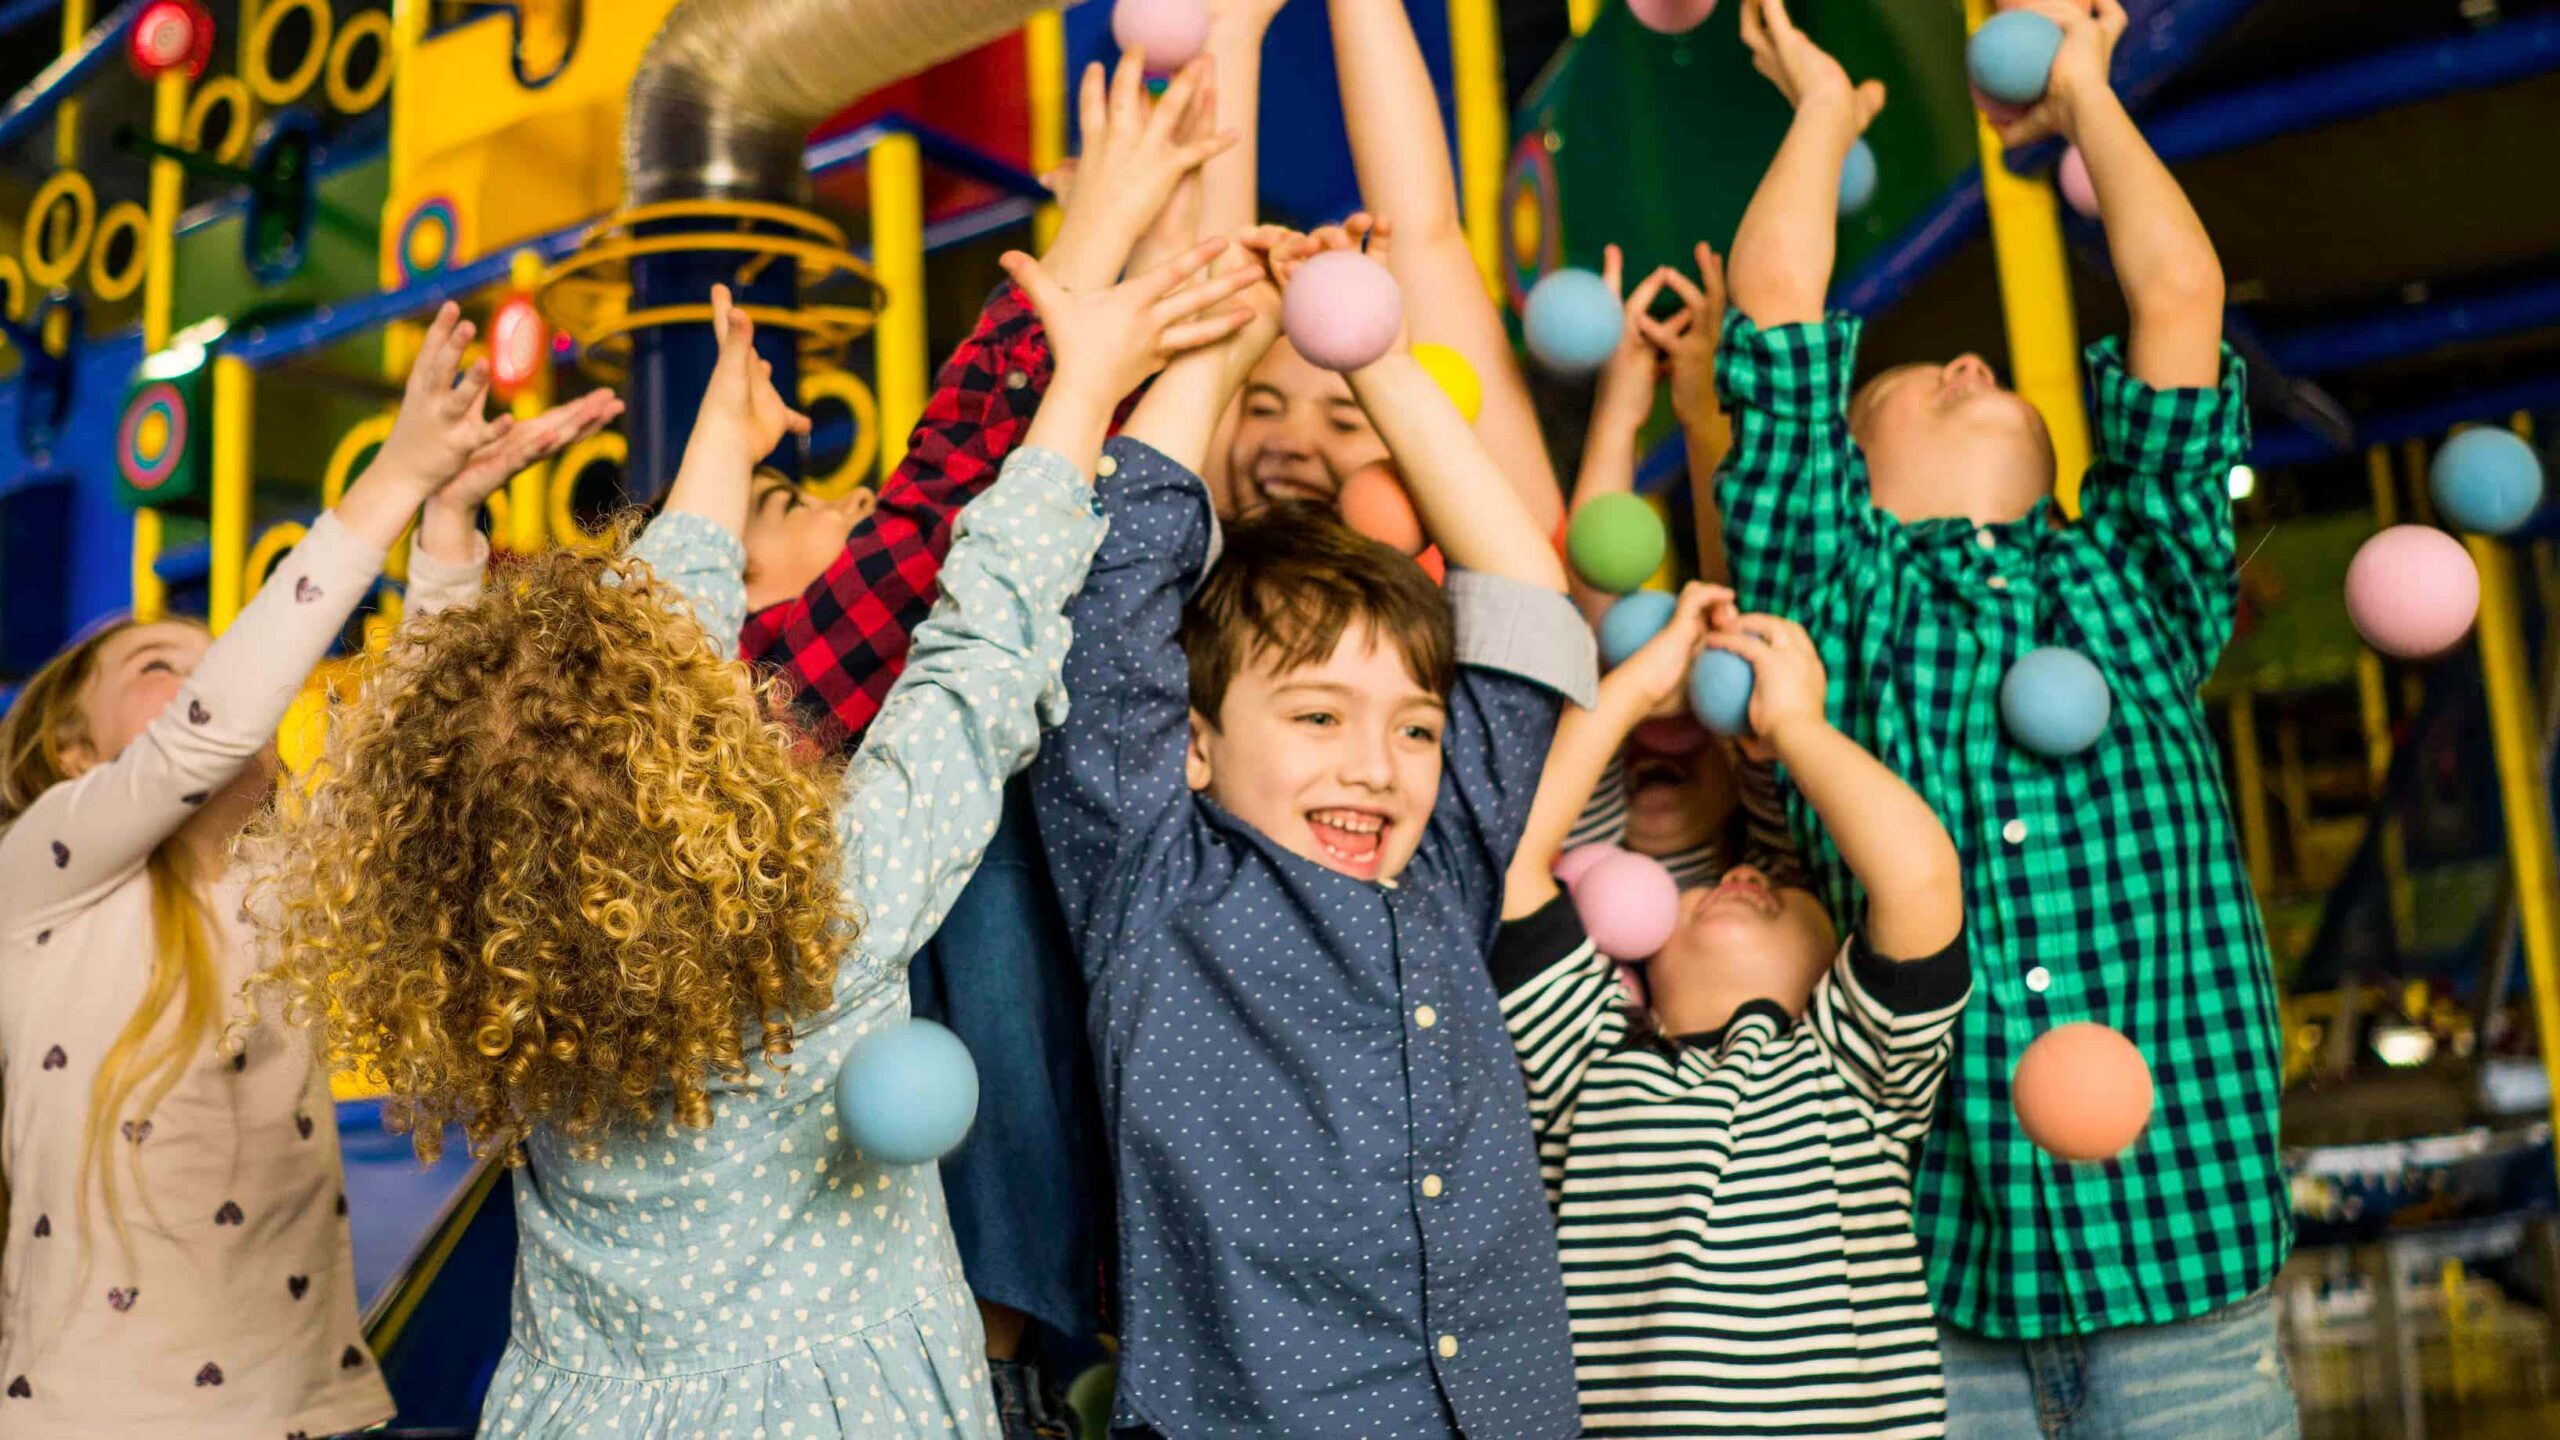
[624,0,1075,209]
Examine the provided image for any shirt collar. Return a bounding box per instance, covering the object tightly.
[1671,998,1796,1052]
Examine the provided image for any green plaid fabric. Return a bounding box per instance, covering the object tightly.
[1712,313,2291,1340]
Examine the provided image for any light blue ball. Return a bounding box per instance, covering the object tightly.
[1839,138,1879,217]
[1523,268,1624,377]
[834,1019,980,1166]
[1688,650,1756,736]
[1598,591,1679,668]
[1968,11,2063,106]
[2430,429,2544,536]
[1999,646,2111,758]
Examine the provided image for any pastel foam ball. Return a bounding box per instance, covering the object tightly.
[1065,1362,1116,1440]
[1566,494,1667,594]
[1839,138,1879,217]
[2057,146,2098,218]
[1523,268,1624,377]
[1598,590,1679,668]
[1339,463,1427,555]
[2430,428,2544,535]
[1632,714,1712,757]
[1967,10,2062,106]
[834,1019,980,1165]
[2012,1023,2155,1163]
[1687,649,1755,736]
[1629,0,1718,34]
[1573,850,1681,960]
[1111,0,1210,70]
[1999,646,2112,758]
[1555,842,1623,889]
[1413,342,1483,424]
[1282,251,1404,374]
[2345,525,2480,659]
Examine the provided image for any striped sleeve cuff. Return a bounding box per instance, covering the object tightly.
[1446,572,1599,709]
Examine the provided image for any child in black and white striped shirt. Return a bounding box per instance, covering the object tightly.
[1496,582,1972,1439]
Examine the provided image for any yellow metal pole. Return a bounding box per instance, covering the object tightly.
[133,73,187,620]
[1962,0,2091,514]
[1568,0,1602,36]
[1027,11,1067,253]
[57,0,89,169]
[2467,532,2560,1182]
[506,250,552,553]
[2229,688,2274,895]
[870,132,927,482]
[1447,0,1507,299]
[209,357,255,631]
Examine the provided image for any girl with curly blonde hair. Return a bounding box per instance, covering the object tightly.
[0,305,617,1439]
[244,246,1258,1439]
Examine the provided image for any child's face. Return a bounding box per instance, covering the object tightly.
[1646,866,1839,1032]
[1186,621,1445,884]
[1222,340,1390,516]
[1621,732,1740,858]
[742,474,877,613]
[1849,356,2055,526]
[69,621,213,774]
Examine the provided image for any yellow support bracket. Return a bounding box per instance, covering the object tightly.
[869,132,927,482]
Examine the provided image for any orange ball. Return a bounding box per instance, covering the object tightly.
[2011,1023,2154,1163]
[1340,463,1427,556]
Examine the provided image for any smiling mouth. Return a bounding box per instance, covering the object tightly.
[1307,807,1391,878]
[1628,755,1688,798]
[1255,471,1339,506]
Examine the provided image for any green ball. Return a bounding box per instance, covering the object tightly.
[1065,1361,1117,1440]
[1568,494,1669,594]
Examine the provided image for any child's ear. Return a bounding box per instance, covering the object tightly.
[1185,709,1216,793]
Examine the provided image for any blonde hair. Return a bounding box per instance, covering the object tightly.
[0,619,222,1260]
[240,535,851,1164]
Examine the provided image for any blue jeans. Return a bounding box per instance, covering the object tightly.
[1940,1289,2300,1439]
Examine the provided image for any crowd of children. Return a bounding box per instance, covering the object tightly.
[0,1,2300,1437]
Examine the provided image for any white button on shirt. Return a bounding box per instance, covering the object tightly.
[1439,1335,1459,1359]
[1987,574,2011,591]
[1096,454,1118,478]
[2003,819,2029,845]
[1422,1174,1444,1198]
[1415,1005,1438,1029]
[2025,966,2052,993]
[1977,528,1998,550]
[1004,369,1029,389]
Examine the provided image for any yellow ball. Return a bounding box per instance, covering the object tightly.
[1413,343,1483,425]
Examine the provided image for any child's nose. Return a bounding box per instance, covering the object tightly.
[1944,354,1998,390]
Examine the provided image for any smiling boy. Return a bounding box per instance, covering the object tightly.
[1033,225,1592,1439]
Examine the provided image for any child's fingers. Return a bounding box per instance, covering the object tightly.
[1108,49,1147,132]
[1699,627,1775,663]
[1602,244,1624,294]
[1855,79,1887,127]
[1739,0,1768,55]
[1154,262,1263,325]
[1134,236,1235,301]
[1078,62,1108,144]
[1176,129,1242,173]
[2095,0,2129,45]
[1634,317,1682,353]
[1159,305,1255,354]
[410,303,464,394]
[449,357,493,418]
[1148,58,1211,143]
[997,250,1066,315]
[1695,242,1728,305]
[783,404,813,438]
[1623,266,1672,320]
[1759,0,1802,45]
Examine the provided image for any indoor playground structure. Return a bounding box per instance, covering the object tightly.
[2,0,2558,1435]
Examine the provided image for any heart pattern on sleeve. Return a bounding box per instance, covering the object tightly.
[339,1345,365,1370]
[295,1113,314,1140]
[121,1119,152,1143]
[31,1215,49,1237]
[187,700,210,725]
[294,576,322,604]
[49,841,68,868]
[181,790,209,805]
[213,1200,245,1226]
[41,1047,65,1071]
[287,1274,309,1299]
[193,1362,223,1387]
[7,1376,29,1398]
[107,1287,138,1312]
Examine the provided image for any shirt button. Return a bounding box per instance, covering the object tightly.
[1004,369,1030,390]
[1096,455,1118,478]
[1438,1335,1459,1359]
[2025,966,2052,993]
[1987,574,2011,591]
[1976,528,1997,550]
[2003,819,2028,845]
[1422,1174,1444,1198]
[1415,1005,1438,1029]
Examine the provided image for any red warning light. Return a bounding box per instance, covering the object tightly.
[128,2,213,81]
[490,296,549,400]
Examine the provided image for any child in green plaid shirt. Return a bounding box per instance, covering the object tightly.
[1714,2,2295,1436]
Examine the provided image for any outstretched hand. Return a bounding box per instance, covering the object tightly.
[690,284,811,465]
[370,303,518,493]
[1701,612,1828,756]
[1609,581,1733,717]
[433,388,624,519]
[1984,0,2128,148]
[1041,54,1238,290]
[1593,245,1674,437]
[1001,235,1265,410]
[1652,243,1728,429]
[1740,0,1886,131]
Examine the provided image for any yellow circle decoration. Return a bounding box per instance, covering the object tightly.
[326,10,395,114]
[796,367,880,499]
[247,0,332,107]
[322,412,398,508]
[548,432,626,551]
[244,521,310,604]
[134,406,172,463]
[24,171,98,288]
[183,75,252,165]
[1412,344,1483,425]
[89,202,150,302]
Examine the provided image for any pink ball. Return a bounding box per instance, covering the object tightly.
[1111,0,1210,71]
[1629,0,1719,34]
[2345,525,2480,659]
[1554,843,1623,889]
[2057,146,2098,218]
[1281,251,1404,374]
[1573,851,1681,960]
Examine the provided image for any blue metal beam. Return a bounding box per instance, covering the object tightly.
[0,0,61,42]
[2265,271,2560,379]
[2251,367,2560,469]
[0,0,145,154]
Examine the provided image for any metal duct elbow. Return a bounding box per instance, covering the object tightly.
[625,0,1071,208]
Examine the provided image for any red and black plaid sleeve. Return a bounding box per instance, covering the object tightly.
[740,281,1054,745]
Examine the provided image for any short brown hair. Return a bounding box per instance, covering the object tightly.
[1181,502,1456,725]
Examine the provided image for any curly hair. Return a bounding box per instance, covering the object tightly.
[239,535,852,1164]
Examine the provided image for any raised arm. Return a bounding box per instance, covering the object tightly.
[1200,0,1286,235]
[1323,0,1562,533]
[662,285,813,540]
[0,305,556,926]
[1504,583,1724,919]
[408,386,622,618]
[1707,615,1960,960]
[1655,244,1735,584]
[1566,251,1673,618]
[1729,0,1886,328]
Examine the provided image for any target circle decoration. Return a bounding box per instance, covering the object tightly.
[120,382,189,493]
[396,196,459,283]
[1503,132,1562,312]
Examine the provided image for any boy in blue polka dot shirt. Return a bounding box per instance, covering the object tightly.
[1032,220,1596,1440]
